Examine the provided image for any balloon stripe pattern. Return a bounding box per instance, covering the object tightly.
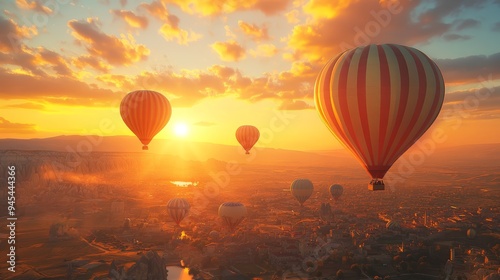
[236,125,260,154]
[218,202,247,231]
[120,90,172,150]
[167,198,190,226]
[315,44,445,179]
[290,179,314,206]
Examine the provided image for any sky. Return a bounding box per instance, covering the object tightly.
[0,0,499,151]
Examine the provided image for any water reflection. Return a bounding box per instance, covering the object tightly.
[170,181,199,187]
[167,266,193,280]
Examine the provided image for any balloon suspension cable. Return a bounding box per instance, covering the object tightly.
[142,145,148,150]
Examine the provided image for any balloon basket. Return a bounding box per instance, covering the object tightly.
[368,180,385,191]
[142,145,148,150]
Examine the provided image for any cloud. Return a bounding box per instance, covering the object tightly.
[68,18,150,66]
[96,73,134,89]
[193,121,216,126]
[208,64,236,79]
[2,102,46,110]
[15,0,53,14]
[166,0,292,16]
[73,55,111,73]
[286,9,301,23]
[0,17,37,52]
[278,100,314,110]
[454,18,480,31]
[0,117,37,134]
[0,67,121,107]
[159,23,202,45]
[287,0,487,61]
[111,10,149,29]
[211,40,246,61]
[238,20,270,41]
[442,33,470,41]
[441,86,500,119]
[250,43,279,57]
[120,0,128,7]
[435,52,500,85]
[140,1,201,45]
[37,47,73,76]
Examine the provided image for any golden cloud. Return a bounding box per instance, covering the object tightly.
[211,40,246,61]
[166,0,291,16]
[15,0,53,14]
[68,18,150,66]
[0,117,37,134]
[159,23,202,45]
[250,44,279,57]
[238,20,270,41]
[111,10,149,29]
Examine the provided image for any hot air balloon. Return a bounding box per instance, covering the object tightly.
[290,179,314,206]
[329,184,344,202]
[315,44,445,190]
[120,90,172,150]
[218,202,247,231]
[466,228,477,239]
[236,125,259,154]
[166,198,190,226]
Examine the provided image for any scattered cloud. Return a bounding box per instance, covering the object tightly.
[166,0,292,16]
[111,10,149,29]
[159,23,202,45]
[250,43,279,57]
[238,20,270,41]
[211,40,246,61]
[0,17,37,52]
[15,0,53,14]
[68,18,150,66]
[435,52,500,85]
[2,102,46,110]
[0,117,37,134]
[72,55,111,73]
[442,33,470,41]
[454,18,480,31]
[441,86,500,119]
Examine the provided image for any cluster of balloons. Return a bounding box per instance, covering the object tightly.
[166,198,247,231]
[123,43,445,232]
[290,179,344,206]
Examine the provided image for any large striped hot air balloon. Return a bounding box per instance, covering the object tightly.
[290,179,314,206]
[329,184,343,202]
[218,202,247,231]
[236,125,259,154]
[315,44,445,191]
[120,90,172,150]
[166,198,190,226]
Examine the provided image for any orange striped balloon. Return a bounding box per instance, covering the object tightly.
[120,90,172,150]
[236,125,260,154]
[315,44,445,181]
[167,198,190,226]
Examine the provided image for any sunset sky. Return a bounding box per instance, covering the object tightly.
[0,0,499,151]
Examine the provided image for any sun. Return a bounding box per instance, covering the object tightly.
[173,123,189,137]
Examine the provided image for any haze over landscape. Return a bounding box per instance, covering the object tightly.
[1,0,500,279]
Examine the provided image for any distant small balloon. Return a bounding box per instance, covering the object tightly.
[236,125,259,154]
[166,198,190,226]
[290,179,314,206]
[329,184,343,201]
[219,202,247,231]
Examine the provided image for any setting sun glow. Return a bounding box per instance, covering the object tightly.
[173,123,189,138]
